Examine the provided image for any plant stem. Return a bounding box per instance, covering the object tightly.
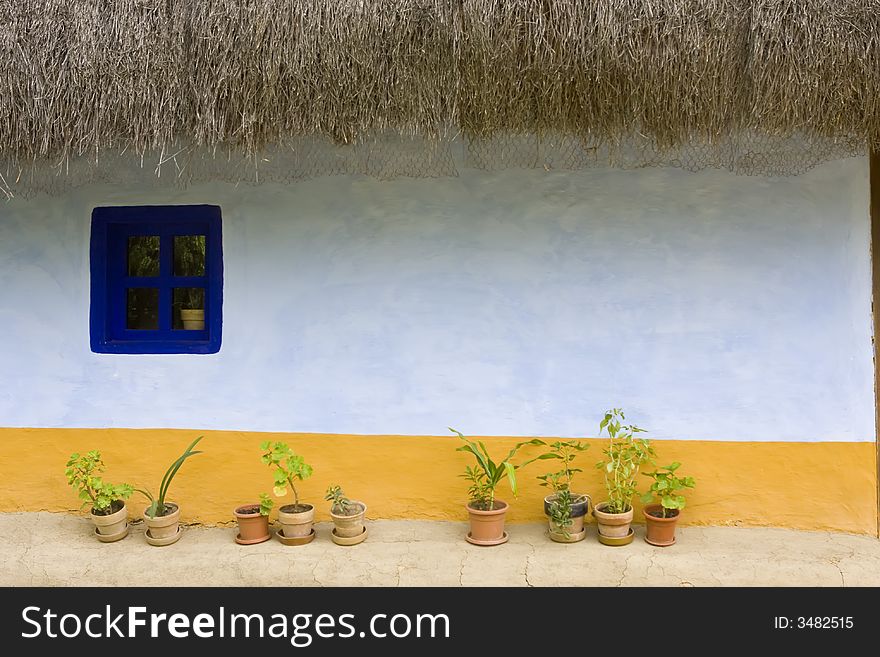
[289,477,300,508]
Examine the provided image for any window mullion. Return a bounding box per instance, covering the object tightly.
[159,235,173,331]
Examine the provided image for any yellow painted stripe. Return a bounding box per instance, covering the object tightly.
[2,428,875,534]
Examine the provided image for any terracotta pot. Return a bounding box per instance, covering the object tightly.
[466,500,508,544]
[330,502,366,538]
[593,502,633,539]
[91,502,128,538]
[543,493,590,535]
[143,502,180,541]
[180,309,205,330]
[643,504,680,547]
[234,504,271,544]
[278,504,315,538]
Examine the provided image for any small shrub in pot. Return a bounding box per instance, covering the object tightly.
[233,493,274,545]
[453,428,544,546]
[325,485,367,545]
[640,462,696,547]
[593,409,655,545]
[65,450,134,543]
[260,441,315,544]
[535,440,591,542]
[136,435,204,546]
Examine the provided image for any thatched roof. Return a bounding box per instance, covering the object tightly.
[1,0,878,196]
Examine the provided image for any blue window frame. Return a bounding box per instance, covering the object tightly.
[90,205,223,354]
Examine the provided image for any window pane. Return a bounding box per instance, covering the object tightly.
[174,235,206,276]
[173,288,205,330]
[126,288,159,330]
[127,236,160,277]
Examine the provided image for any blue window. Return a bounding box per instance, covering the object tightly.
[90,205,223,354]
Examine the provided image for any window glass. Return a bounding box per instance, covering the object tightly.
[127,236,160,277]
[172,288,206,330]
[126,288,159,330]
[174,235,206,276]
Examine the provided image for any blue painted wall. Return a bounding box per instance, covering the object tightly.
[0,157,874,441]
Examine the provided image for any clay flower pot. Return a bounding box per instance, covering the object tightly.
[330,501,366,538]
[91,501,129,543]
[543,493,590,542]
[643,504,680,547]
[143,502,181,545]
[593,502,634,540]
[278,504,315,539]
[234,504,271,545]
[180,308,205,330]
[465,500,509,546]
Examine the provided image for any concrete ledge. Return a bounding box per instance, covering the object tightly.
[2,513,879,587]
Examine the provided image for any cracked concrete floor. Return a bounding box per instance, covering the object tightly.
[2,512,880,586]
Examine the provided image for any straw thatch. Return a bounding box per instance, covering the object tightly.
[1,0,879,195]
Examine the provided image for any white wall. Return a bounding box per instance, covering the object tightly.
[0,158,874,441]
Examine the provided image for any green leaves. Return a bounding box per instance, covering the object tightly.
[91,481,133,512]
[546,489,584,538]
[324,485,351,515]
[65,450,133,512]
[595,408,655,514]
[642,463,696,515]
[139,435,204,518]
[260,441,313,507]
[259,492,274,516]
[452,428,543,509]
[503,462,517,496]
[533,439,589,494]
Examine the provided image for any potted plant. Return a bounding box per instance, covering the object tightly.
[325,485,368,546]
[536,440,591,543]
[64,450,134,543]
[233,493,274,545]
[174,236,206,330]
[640,462,696,547]
[179,307,205,330]
[136,435,204,546]
[593,409,655,546]
[261,441,316,545]
[452,428,544,546]
[177,289,205,330]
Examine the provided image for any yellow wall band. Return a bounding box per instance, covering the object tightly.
[2,428,875,534]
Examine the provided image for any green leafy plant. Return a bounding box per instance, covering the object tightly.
[536,440,590,536]
[324,485,354,515]
[260,441,313,511]
[452,428,544,511]
[641,462,696,518]
[595,408,655,514]
[259,492,274,517]
[137,436,204,518]
[65,451,133,515]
